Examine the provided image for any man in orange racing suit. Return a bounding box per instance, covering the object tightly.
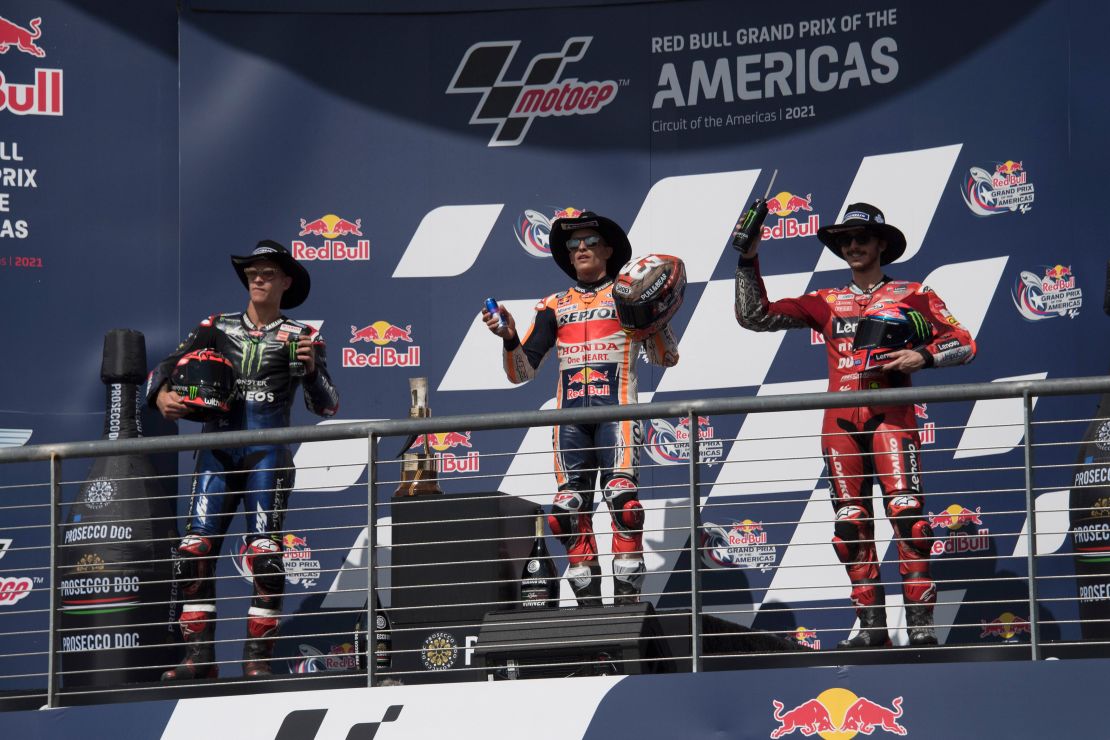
[734,203,975,647]
[483,209,679,606]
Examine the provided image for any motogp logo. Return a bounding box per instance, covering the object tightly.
[446,37,618,147]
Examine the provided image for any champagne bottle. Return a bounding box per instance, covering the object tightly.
[520,507,558,609]
[355,591,392,672]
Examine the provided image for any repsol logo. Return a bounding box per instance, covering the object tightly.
[1075,466,1110,487]
[558,308,616,325]
[270,705,403,740]
[832,318,858,338]
[1074,523,1110,545]
[63,524,133,544]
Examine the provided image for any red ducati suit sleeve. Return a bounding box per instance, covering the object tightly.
[901,285,977,368]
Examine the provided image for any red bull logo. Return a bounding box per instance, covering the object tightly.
[728,520,767,546]
[770,689,907,737]
[927,504,983,531]
[793,626,821,651]
[1041,264,1075,293]
[0,67,63,117]
[283,534,310,558]
[980,612,1030,641]
[990,159,1028,187]
[761,191,820,241]
[344,321,420,368]
[553,206,584,220]
[292,214,369,261]
[565,366,611,400]
[931,527,991,556]
[409,432,480,473]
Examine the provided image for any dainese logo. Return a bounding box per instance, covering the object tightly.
[446,37,618,146]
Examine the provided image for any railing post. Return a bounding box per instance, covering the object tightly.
[687,409,702,672]
[1022,390,1041,660]
[47,454,60,708]
[367,432,378,687]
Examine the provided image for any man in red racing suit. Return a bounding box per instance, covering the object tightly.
[734,202,975,647]
[484,209,678,605]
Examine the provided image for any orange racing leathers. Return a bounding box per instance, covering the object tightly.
[503,277,678,600]
[735,255,975,614]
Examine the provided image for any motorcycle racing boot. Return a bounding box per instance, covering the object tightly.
[568,563,602,607]
[905,604,939,646]
[162,613,218,681]
[837,605,892,649]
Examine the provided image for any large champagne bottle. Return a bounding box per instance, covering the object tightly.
[354,591,392,675]
[58,329,179,686]
[1071,390,1110,640]
[520,507,558,609]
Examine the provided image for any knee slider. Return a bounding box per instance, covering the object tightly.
[175,535,214,592]
[886,493,931,543]
[247,538,285,595]
[832,505,868,564]
[604,477,641,530]
[548,489,586,538]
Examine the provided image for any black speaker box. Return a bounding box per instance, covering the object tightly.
[474,603,676,679]
[390,492,535,626]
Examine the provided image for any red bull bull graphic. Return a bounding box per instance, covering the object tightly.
[565,366,611,401]
[701,519,776,571]
[408,431,480,473]
[927,504,983,532]
[760,191,820,241]
[770,688,908,737]
[1012,264,1082,321]
[961,159,1035,216]
[292,214,370,261]
[980,612,1031,641]
[0,15,45,58]
[645,416,723,466]
[344,321,421,368]
[514,209,552,257]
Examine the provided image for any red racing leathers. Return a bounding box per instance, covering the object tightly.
[503,277,678,602]
[735,255,975,617]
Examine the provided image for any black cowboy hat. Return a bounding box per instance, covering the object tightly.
[816,202,907,266]
[549,210,633,280]
[230,240,311,309]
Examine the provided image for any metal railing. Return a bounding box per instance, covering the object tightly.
[2,374,1110,707]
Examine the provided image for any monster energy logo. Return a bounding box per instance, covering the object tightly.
[242,338,265,374]
[908,310,931,344]
[188,385,199,400]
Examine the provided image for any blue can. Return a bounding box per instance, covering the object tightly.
[485,297,505,328]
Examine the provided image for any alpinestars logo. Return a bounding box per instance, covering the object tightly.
[446,37,618,147]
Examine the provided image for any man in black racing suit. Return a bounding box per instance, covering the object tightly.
[148,241,339,679]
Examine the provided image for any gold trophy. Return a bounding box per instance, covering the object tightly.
[394,377,443,497]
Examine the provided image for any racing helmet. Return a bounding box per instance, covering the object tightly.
[170,349,236,421]
[613,254,687,341]
[852,302,933,371]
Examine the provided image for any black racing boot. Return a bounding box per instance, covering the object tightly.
[837,606,891,649]
[162,618,218,681]
[568,563,603,607]
[243,616,278,677]
[906,604,939,646]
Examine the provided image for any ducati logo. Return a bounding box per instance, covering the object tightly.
[446,36,618,147]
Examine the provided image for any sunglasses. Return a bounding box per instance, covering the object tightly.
[833,230,876,249]
[565,235,605,251]
[243,266,282,282]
